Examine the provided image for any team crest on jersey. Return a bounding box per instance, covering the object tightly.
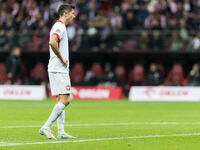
[66,85,70,91]
[56,29,61,33]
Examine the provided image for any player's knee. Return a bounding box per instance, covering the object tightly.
[63,99,71,106]
[65,101,70,106]
[60,99,70,106]
[59,94,71,106]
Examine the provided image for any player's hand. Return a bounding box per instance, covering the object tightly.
[62,59,68,67]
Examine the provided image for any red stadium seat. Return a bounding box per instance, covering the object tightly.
[30,63,46,80]
[40,40,49,52]
[91,63,103,80]
[164,64,187,86]
[0,63,7,84]
[70,63,85,83]
[158,64,165,75]
[128,64,145,85]
[0,63,5,73]
[115,65,126,82]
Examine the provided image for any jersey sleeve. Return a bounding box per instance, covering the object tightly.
[51,24,65,41]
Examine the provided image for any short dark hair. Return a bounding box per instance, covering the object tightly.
[58,3,75,17]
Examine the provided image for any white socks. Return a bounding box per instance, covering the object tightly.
[43,102,65,129]
[57,110,65,134]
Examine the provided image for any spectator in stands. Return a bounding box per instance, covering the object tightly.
[6,47,23,84]
[187,64,200,86]
[78,12,89,30]
[84,71,99,86]
[136,2,149,26]
[146,63,164,85]
[32,19,48,46]
[50,0,63,12]
[99,26,112,50]
[87,0,99,20]
[86,22,99,51]
[84,63,103,86]
[123,10,137,30]
[109,9,123,32]
[0,0,200,52]
[175,2,184,19]
[27,1,39,27]
[187,33,200,52]
[0,30,6,51]
[99,62,116,86]
[138,31,149,51]
[3,30,17,51]
[168,19,179,30]
[170,32,184,52]
[179,19,189,42]
[148,30,163,51]
[183,0,192,12]
[120,0,132,13]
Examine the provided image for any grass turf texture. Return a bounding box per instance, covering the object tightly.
[0,99,200,150]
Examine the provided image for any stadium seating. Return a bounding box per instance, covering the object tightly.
[70,63,85,84]
[30,63,46,83]
[128,64,145,85]
[115,65,126,82]
[164,64,187,86]
[40,40,49,52]
[0,63,7,84]
[90,63,103,80]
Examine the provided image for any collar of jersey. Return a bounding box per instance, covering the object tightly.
[56,20,64,24]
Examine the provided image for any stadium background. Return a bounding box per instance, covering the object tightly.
[1,0,200,149]
[0,0,200,98]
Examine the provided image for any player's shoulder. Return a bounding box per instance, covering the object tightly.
[52,21,63,28]
[55,21,65,27]
[52,22,65,31]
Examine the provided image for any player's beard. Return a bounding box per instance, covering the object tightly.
[69,19,74,25]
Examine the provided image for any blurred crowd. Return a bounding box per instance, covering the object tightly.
[0,0,200,52]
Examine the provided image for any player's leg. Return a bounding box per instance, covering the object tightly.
[56,73,71,136]
[40,97,66,139]
[57,94,76,139]
[40,72,75,139]
[56,95,60,103]
[39,73,64,139]
[56,95,66,134]
[59,94,71,106]
[57,109,65,134]
[41,96,66,129]
[57,95,65,136]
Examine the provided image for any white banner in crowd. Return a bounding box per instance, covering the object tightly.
[129,86,200,102]
[0,85,46,100]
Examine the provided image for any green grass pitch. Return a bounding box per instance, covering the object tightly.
[1,99,200,150]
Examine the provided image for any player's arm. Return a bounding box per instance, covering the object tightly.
[49,34,67,66]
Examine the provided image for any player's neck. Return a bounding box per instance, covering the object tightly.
[58,18,68,26]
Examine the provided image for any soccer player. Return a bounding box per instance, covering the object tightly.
[39,3,76,140]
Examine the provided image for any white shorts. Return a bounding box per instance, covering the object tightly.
[48,72,71,96]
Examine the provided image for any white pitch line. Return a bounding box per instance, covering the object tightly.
[1,133,200,147]
[1,122,200,129]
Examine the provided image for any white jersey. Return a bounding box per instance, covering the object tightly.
[48,20,69,73]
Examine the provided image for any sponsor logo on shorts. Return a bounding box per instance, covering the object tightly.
[66,85,70,91]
